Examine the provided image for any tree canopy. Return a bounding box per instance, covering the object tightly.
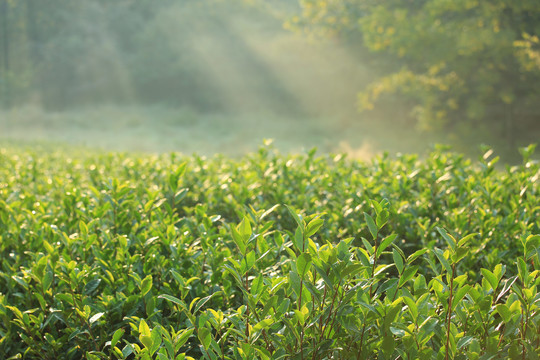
[293,0,540,134]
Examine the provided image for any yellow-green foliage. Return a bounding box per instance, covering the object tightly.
[294,0,540,129]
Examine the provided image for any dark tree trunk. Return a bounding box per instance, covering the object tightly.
[1,0,10,109]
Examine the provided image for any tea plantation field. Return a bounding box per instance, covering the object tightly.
[0,144,538,359]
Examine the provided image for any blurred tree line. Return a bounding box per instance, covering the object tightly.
[0,0,299,113]
[292,0,540,138]
[1,0,539,139]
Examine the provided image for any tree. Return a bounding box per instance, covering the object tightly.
[1,0,10,108]
[293,0,540,136]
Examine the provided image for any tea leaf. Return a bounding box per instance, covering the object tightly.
[393,248,404,274]
[158,294,186,309]
[496,304,512,323]
[177,328,195,349]
[480,269,499,291]
[376,234,397,257]
[296,253,312,278]
[89,312,104,325]
[436,227,456,251]
[286,205,304,231]
[141,275,153,297]
[83,279,101,295]
[364,213,378,240]
[407,248,428,264]
[253,319,274,332]
[42,270,54,292]
[111,328,125,349]
[433,248,452,274]
[198,327,211,349]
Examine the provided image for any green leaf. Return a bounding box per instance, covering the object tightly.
[231,226,247,254]
[393,248,404,274]
[198,327,211,349]
[194,292,221,314]
[42,270,54,292]
[433,248,452,274]
[241,251,256,274]
[83,279,101,295]
[451,247,468,264]
[407,248,428,264]
[376,234,397,257]
[383,299,403,330]
[364,213,378,240]
[362,238,374,255]
[517,257,528,285]
[176,328,194,349]
[293,226,304,252]
[289,271,302,297]
[141,275,153,297]
[150,327,162,355]
[139,320,153,349]
[381,335,395,357]
[496,304,512,323]
[253,318,274,332]
[376,209,389,229]
[139,319,151,337]
[480,269,499,291]
[111,328,125,349]
[314,265,333,288]
[356,247,371,267]
[389,326,406,337]
[122,344,134,358]
[305,217,324,238]
[398,266,418,288]
[89,312,104,325]
[260,204,280,221]
[457,336,475,349]
[293,309,305,326]
[158,294,186,309]
[525,235,540,258]
[296,253,312,278]
[457,233,477,248]
[452,285,470,310]
[436,227,456,251]
[6,306,23,320]
[251,274,265,297]
[238,216,252,242]
[402,296,418,320]
[285,205,304,231]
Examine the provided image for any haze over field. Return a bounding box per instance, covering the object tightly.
[0,0,538,160]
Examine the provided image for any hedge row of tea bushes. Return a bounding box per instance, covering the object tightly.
[0,144,538,359]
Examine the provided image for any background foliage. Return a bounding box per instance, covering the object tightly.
[0,0,306,113]
[292,0,540,137]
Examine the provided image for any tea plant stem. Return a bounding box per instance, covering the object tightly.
[357,325,367,360]
[312,282,341,360]
[445,264,456,360]
[325,285,347,338]
[246,299,274,352]
[521,306,527,360]
[245,272,250,339]
[358,234,381,360]
[318,285,328,329]
[299,233,306,360]
[298,278,305,359]
[497,324,505,348]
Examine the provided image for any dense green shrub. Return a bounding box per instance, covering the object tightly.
[0,144,538,359]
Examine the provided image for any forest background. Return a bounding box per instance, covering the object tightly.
[1,0,539,159]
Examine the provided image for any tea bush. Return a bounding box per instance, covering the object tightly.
[0,144,538,359]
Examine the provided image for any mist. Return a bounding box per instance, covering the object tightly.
[0,0,533,159]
